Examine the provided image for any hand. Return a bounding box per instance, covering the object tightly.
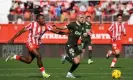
[112,36,116,41]
[8,39,14,44]
[83,33,88,37]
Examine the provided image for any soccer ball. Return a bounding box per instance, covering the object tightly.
[112,69,121,79]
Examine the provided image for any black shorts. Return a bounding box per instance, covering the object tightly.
[81,39,92,49]
[65,44,82,58]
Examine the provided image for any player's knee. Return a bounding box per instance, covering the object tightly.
[73,57,81,64]
[88,46,92,50]
[74,60,80,64]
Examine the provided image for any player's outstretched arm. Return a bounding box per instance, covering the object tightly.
[50,28,69,35]
[47,25,69,35]
[8,27,27,43]
[56,26,67,30]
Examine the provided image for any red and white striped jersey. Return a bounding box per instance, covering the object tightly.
[25,22,52,45]
[108,22,126,40]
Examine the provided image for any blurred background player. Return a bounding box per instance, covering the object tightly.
[6,14,64,78]
[57,14,85,78]
[106,14,126,68]
[81,16,94,64]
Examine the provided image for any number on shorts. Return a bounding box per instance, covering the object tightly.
[69,48,74,56]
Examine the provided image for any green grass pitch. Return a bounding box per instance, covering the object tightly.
[0,58,133,80]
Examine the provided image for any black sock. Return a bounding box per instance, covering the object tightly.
[65,56,73,63]
[115,54,120,58]
[88,50,92,59]
[69,63,80,73]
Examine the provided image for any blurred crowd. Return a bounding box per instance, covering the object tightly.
[8,0,133,24]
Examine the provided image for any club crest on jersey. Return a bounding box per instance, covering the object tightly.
[75,31,82,35]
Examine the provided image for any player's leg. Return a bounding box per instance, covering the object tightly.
[110,41,121,68]
[81,41,86,59]
[6,50,35,64]
[106,50,114,59]
[88,45,94,64]
[106,41,116,59]
[110,49,121,68]
[66,46,81,78]
[61,45,74,64]
[31,48,50,78]
[66,56,81,78]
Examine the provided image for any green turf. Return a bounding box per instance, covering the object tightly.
[0,58,133,80]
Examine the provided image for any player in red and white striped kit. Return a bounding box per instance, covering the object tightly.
[106,14,126,68]
[6,14,64,78]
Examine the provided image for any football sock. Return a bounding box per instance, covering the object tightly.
[88,50,92,59]
[111,58,117,67]
[40,67,45,74]
[65,56,73,63]
[69,63,80,73]
[13,55,20,60]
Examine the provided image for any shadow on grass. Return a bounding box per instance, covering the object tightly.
[75,75,82,78]
[27,75,43,78]
[111,67,122,69]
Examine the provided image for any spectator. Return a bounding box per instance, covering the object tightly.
[24,9,32,22]
[94,5,102,16]
[79,3,87,13]
[55,5,61,21]
[7,0,133,23]
[8,9,15,24]
[69,10,77,21]
[128,10,133,25]
[16,16,24,24]
[43,5,49,21]
[34,5,43,14]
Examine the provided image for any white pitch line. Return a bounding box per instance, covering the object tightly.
[100,68,133,69]
[0,73,133,79]
[0,72,133,75]
[1,67,133,71]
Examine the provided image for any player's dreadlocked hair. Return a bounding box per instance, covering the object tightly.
[36,14,44,20]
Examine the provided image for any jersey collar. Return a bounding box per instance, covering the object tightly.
[76,21,81,26]
[86,22,90,25]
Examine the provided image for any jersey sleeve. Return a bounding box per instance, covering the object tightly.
[108,22,114,37]
[121,23,126,34]
[108,22,114,32]
[66,22,74,30]
[46,24,54,31]
[24,22,33,30]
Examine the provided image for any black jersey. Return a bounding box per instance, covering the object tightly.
[81,22,92,41]
[66,21,85,46]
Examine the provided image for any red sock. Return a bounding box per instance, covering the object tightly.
[111,58,117,67]
[13,55,20,60]
[112,59,117,62]
[40,67,45,74]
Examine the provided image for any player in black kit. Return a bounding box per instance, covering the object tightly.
[56,14,85,78]
[81,16,94,64]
